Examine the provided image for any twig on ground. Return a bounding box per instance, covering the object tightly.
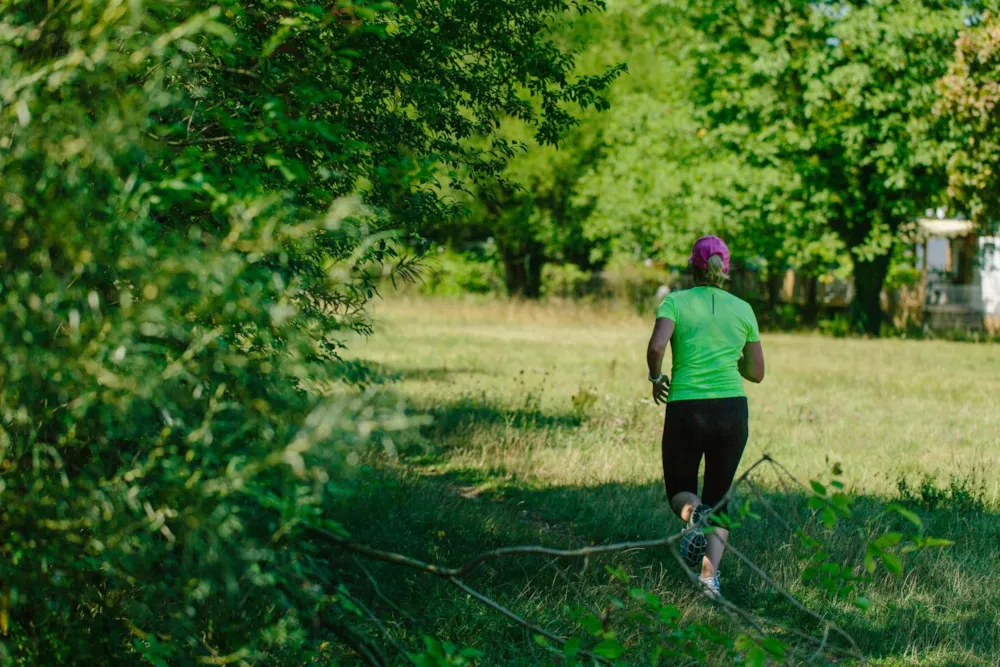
[719,539,863,660]
[745,478,803,536]
[666,541,768,638]
[325,616,388,667]
[449,577,611,666]
[352,556,418,624]
[326,456,778,579]
[339,587,409,659]
[545,561,603,619]
[327,454,863,664]
[330,532,681,578]
[810,623,833,664]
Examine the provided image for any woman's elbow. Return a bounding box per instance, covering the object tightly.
[750,367,765,384]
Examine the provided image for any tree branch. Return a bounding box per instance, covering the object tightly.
[352,555,417,624]
[449,577,611,665]
[339,587,409,660]
[327,455,861,663]
[719,538,863,660]
[322,455,777,579]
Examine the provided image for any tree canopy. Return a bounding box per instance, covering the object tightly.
[430,0,1000,334]
[938,10,1000,229]
[686,0,967,333]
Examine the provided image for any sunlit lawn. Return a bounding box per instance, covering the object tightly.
[339,297,1000,666]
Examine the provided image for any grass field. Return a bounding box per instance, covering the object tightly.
[338,297,1000,666]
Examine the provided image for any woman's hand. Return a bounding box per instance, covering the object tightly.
[651,376,670,405]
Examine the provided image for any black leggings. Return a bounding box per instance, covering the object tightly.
[662,397,749,510]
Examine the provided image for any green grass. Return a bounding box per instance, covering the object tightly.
[339,297,1000,665]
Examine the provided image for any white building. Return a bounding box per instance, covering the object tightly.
[914,216,1000,333]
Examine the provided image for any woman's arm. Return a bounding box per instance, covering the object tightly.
[647,318,675,404]
[738,341,765,383]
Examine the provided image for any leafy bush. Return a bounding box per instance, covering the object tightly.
[0,0,613,662]
[542,263,594,299]
[421,250,504,297]
[819,314,855,338]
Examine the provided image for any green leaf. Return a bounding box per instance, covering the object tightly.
[744,644,767,667]
[810,480,827,496]
[807,497,826,511]
[882,553,903,576]
[734,633,754,651]
[853,596,873,610]
[924,537,955,547]
[579,613,603,636]
[261,24,298,59]
[864,552,877,574]
[886,504,923,529]
[593,638,625,659]
[563,638,582,659]
[658,605,681,623]
[821,506,837,528]
[874,532,904,550]
[830,493,852,511]
[458,647,485,658]
[761,636,787,657]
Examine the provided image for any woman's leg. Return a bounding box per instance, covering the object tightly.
[700,398,749,579]
[663,402,714,571]
[702,528,728,578]
[662,403,704,520]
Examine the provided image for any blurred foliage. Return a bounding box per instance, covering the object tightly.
[938,10,1000,230]
[688,0,967,334]
[420,249,505,297]
[426,0,1000,338]
[0,0,614,662]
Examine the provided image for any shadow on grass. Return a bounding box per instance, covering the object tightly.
[339,461,1000,665]
[387,366,497,383]
[423,397,583,435]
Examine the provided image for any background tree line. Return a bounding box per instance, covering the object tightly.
[425,0,1000,335]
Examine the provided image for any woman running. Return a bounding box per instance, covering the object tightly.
[645,236,765,598]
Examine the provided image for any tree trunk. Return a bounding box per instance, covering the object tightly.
[803,274,819,325]
[502,244,544,298]
[766,271,783,309]
[850,253,892,336]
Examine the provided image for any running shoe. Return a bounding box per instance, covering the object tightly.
[699,572,721,599]
[679,503,711,569]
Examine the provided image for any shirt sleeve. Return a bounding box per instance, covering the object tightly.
[744,305,760,343]
[656,293,677,321]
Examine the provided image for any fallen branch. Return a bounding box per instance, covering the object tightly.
[719,539,862,660]
[449,577,611,665]
[322,455,776,580]
[339,587,409,660]
[327,454,862,663]
[353,555,417,624]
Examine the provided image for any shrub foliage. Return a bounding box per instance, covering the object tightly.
[0,0,617,663]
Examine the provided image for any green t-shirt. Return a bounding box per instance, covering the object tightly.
[656,286,760,402]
